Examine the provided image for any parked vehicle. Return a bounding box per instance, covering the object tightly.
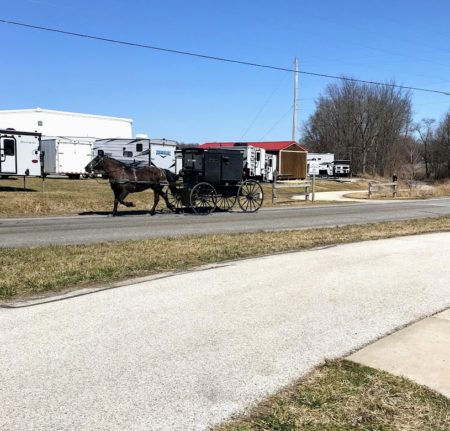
[333,160,352,177]
[0,129,41,177]
[264,153,277,182]
[93,138,177,172]
[41,137,95,179]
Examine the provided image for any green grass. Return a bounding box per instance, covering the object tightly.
[215,360,450,430]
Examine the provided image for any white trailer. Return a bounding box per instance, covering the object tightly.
[228,145,266,180]
[264,153,277,182]
[307,153,334,177]
[0,129,41,177]
[41,137,95,179]
[93,138,177,172]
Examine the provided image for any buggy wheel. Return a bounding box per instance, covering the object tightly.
[167,189,184,212]
[237,180,264,213]
[216,194,236,211]
[190,182,217,215]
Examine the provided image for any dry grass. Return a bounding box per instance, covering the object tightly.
[2,216,450,300]
[346,179,450,200]
[215,360,450,431]
[0,177,161,216]
[0,178,369,217]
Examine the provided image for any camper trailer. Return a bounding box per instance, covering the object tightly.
[223,145,267,181]
[0,129,41,177]
[93,138,177,172]
[307,153,334,177]
[41,137,95,179]
[264,153,277,182]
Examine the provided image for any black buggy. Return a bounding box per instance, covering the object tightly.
[167,147,264,214]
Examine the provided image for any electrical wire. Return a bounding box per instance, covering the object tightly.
[260,105,294,141]
[1,18,450,96]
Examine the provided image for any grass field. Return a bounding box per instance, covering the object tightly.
[215,360,450,430]
[0,177,368,217]
[2,216,450,300]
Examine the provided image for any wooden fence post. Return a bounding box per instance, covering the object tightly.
[272,170,278,204]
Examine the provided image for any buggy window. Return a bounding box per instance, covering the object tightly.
[3,139,15,156]
[136,143,143,152]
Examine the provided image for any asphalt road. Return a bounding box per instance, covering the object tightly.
[1,198,450,248]
[1,233,450,430]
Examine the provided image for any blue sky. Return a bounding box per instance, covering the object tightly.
[2,0,450,143]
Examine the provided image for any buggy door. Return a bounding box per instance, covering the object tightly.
[0,137,17,174]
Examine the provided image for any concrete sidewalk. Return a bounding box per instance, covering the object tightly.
[349,308,450,398]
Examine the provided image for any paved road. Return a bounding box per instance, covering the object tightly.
[1,198,450,248]
[1,233,450,430]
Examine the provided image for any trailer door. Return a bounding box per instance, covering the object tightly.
[0,137,17,174]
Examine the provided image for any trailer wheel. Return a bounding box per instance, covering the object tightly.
[190,182,217,215]
[237,180,264,212]
[216,195,236,211]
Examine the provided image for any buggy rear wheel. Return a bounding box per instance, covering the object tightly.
[216,194,236,211]
[190,182,217,215]
[237,180,264,212]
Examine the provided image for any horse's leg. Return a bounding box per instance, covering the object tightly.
[111,185,120,216]
[118,185,135,207]
[119,189,135,208]
[149,187,160,216]
[159,186,176,212]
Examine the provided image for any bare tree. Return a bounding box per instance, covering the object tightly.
[413,118,435,178]
[303,79,412,176]
[433,111,450,178]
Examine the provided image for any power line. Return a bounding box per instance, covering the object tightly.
[260,105,294,141]
[1,18,450,96]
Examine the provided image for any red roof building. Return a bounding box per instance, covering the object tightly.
[200,141,308,179]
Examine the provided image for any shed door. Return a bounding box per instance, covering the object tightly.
[0,138,17,174]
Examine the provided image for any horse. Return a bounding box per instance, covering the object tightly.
[85,153,178,216]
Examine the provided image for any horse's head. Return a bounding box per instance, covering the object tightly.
[85,151,106,173]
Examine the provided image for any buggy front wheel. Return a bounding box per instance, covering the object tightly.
[167,189,184,212]
[237,180,264,212]
[190,182,217,215]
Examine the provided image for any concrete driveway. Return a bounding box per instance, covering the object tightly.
[1,233,450,430]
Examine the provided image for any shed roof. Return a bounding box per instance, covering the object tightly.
[201,141,308,152]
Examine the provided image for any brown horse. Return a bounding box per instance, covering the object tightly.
[85,154,178,216]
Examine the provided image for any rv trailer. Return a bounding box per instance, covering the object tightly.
[93,138,177,172]
[0,129,41,177]
[307,153,334,177]
[41,137,95,179]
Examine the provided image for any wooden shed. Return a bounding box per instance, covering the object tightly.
[201,141,308,179]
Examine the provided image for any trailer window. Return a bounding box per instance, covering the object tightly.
[3,139,15,156]
[136,143,143,152]
[123,150,133,158]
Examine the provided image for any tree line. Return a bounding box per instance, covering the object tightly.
[302,79,450,179]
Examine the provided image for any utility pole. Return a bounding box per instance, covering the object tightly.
[292,57,299,142]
